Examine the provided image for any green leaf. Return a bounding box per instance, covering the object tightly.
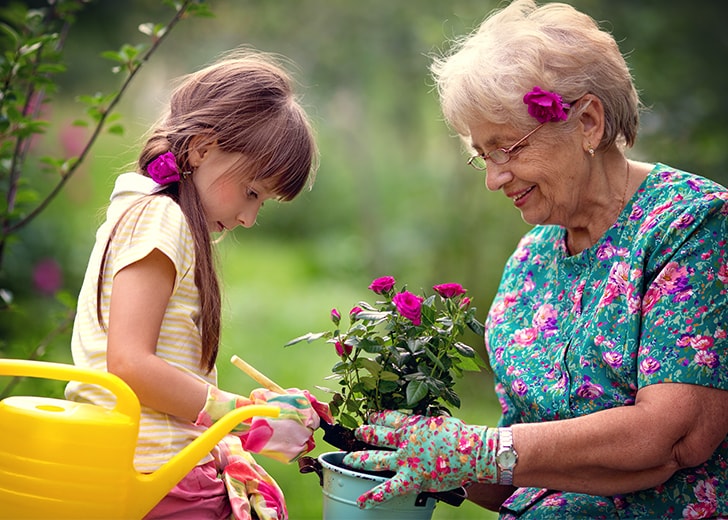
[357,336,384,354]
[405,380,428,407]
[357,310,390,322]
[423,347,446,372]
[378,370,399,381]
[466,315,485,336]
[284,331,328,346]
[339,413,359,429]
[453,341,475,357]
[454,355,482,372]
[378,380,400,397]
[420,302,436,327]
[355,376,377,391]
[356,357,381,375]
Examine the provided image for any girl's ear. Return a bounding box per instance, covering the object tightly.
[578,93,605,152]
[188,134,217,167]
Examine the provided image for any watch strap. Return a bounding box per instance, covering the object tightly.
[496,426,518,486]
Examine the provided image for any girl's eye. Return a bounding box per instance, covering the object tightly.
[247,188,259,199]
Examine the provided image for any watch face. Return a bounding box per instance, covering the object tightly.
[497,450,517,469]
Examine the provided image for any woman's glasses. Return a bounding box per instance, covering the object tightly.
[467,123,545,171]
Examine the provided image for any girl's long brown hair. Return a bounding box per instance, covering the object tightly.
[99,49,318,373]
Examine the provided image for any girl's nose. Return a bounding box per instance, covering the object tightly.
[238,206,261,228]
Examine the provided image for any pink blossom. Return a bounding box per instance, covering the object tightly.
[718,261,728,284]
[576,378,604,400]
[672,213,695,229]
[694,350,719,369]
[683,503,717,519]
[511,378,528,396]
[513,327,538,346]
[432,283,466,299]
[368,276,396,294]
[522,86,570,123]
[392,291,423,325]
[335,341,353,357]
[146,151,181,184]
[349,306,363,319]
[33,258,62,295]
[690,335,714,351]
[641,286,662,315]
[603,351,624,369]
[639,357,661,375]
[330,308,341,324]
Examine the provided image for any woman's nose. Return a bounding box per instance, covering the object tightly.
[485,163,512,192]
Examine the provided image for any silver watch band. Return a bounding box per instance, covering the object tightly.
[496,426,518,486]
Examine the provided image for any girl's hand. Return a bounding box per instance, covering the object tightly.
[195,385,329,463]
[342,410,499,509]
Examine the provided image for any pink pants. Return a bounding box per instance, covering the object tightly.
[144,461,232,520]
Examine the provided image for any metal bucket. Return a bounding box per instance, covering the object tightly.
[318,451,436,520]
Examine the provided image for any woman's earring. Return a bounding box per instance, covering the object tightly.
[587,145,595,157]
[181,170,192,179]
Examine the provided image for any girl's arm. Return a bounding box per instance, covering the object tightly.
[106,247,207,421]
[512,382,728,495]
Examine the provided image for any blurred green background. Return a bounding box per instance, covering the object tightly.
[1,0,726,518]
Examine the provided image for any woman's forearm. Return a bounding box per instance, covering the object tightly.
[509,383,728,496]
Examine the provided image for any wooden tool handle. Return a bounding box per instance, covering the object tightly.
[230,355,286,394]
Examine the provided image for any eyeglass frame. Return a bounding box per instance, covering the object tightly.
[467,123,546,171]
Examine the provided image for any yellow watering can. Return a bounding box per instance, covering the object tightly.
[0,358,279,519]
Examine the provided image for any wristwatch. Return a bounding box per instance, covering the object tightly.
[496,427,518,486]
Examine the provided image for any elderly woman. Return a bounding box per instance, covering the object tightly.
[343,0,728,517]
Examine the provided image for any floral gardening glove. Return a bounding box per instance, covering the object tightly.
[215,435,288,520]
[195,385,332,463]
[342,410,499,509]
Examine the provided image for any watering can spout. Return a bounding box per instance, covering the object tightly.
[131,403,278,518]
[0,358,278,519]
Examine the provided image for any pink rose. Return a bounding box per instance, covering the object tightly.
[335,341,353,357]
[330,308,341,325]
[523,86,570,123]
[368,276,396,294]
[146,151,181,184]
[432,283,466,299]
[392,291,423,325]
[349,306,363,319]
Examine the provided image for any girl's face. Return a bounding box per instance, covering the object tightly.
[192,144,277,232]
[467,119,586,228]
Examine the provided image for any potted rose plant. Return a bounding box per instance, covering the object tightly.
[286,276,486,518]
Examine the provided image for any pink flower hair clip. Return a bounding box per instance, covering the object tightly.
[146,151,187,185]
[523,86,570,124]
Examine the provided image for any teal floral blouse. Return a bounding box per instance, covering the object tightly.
[485,164,728,518]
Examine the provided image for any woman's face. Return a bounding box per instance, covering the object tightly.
[467,119,586,227]
[192,145,276,233]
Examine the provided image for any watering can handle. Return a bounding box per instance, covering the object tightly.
[0,358,140,419]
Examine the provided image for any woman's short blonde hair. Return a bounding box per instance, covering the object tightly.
[431,0,640,150]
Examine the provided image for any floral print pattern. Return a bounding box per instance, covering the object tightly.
[342,410,499,509]
[487,164,728,518]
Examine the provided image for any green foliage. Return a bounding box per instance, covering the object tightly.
[0,0,210,371]
[287,277,486,428]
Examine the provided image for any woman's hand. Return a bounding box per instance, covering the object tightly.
[342,410,498,509]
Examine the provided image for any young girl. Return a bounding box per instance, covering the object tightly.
[65,49,328,519]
